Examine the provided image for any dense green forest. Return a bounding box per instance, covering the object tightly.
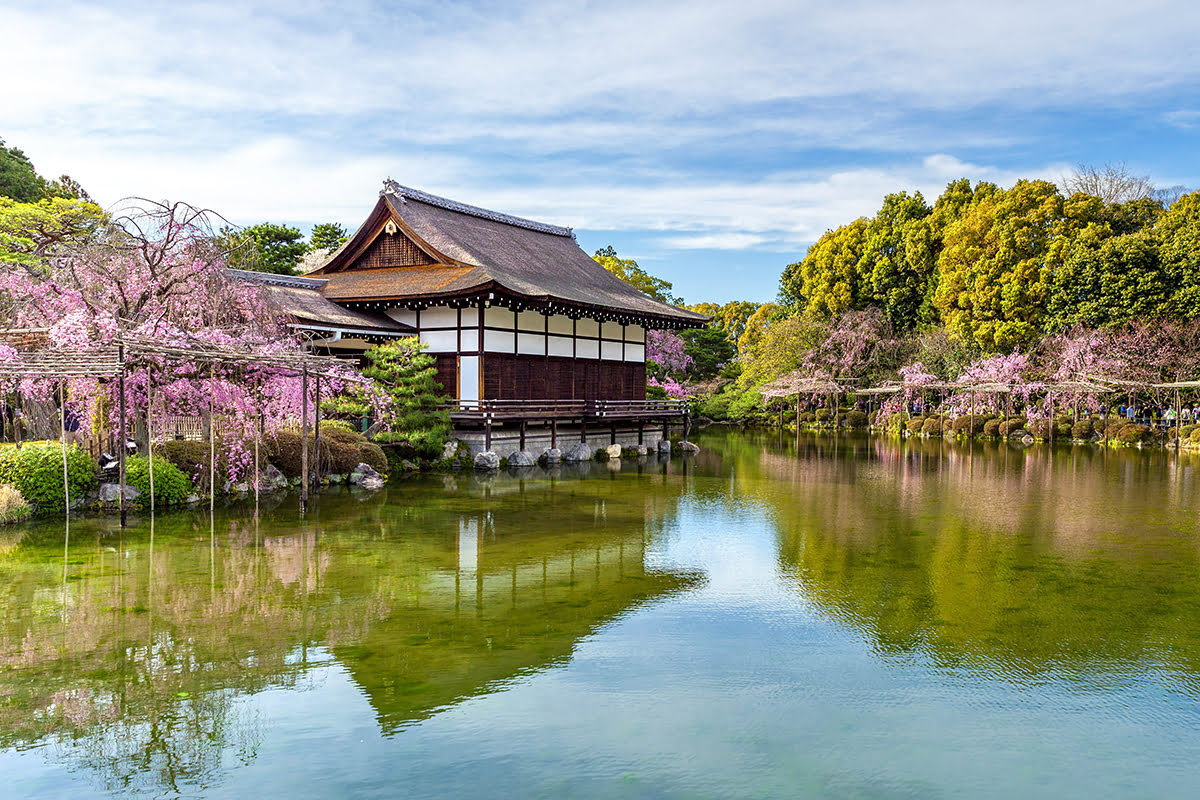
[637,168,1200,424]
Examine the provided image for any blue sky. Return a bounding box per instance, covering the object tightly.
[3,0,1199,304]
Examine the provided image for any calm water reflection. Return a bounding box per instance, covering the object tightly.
[2,432,1200,798]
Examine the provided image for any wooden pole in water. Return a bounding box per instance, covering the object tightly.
[300,366,310,513]
[313,376,322,490]
[209,364,216,520]
[59,382,69,524]
[970,392,976,438]
[1176,388,1182,452]
[1049,394,1054,447]
[147,378,155,515]
[118,343,127,528]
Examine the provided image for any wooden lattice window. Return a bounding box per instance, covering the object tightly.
[349,230,436,270]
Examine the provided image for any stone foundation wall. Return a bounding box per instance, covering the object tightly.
[454,423,669,458]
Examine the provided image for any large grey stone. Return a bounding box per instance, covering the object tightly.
[474,451,501,471]
[657,439,673,454]
[349,462,384,486]
[262,463,289,491]
[99,483,140,503]
[540,448,562,465]
[442,440,460,460]
[603,444,623,460]
[563,442,593,462]
[1008,430,1035,448]
[680,441,700,454]
[508,450,537,468]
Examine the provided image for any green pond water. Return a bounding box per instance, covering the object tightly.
[3,430,1200,798]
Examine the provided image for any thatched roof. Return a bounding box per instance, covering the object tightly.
[228,269,414,340]
[312,182,709,329]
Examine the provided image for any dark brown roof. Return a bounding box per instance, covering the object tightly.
[314,183,709,328]
[228,270,414,337]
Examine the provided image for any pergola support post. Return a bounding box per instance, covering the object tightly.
[300,366,309,514]
[118,344,127,528]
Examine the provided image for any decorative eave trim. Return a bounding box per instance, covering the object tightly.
[226,268,328,289]
[381,179,575,239]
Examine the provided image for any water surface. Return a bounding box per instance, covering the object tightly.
[3,431,1200,798]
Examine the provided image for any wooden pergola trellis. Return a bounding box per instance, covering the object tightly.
[0,328,369,524]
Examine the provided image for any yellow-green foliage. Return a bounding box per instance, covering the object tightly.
[0,484,31,524]
[125,455,193,507]
[0,444,96,512]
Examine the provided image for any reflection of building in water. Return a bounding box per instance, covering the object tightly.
[0,468,699,791]
[345,508,699,734]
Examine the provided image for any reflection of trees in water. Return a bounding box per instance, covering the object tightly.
[704,429,1200,686]
[0,465,698,794]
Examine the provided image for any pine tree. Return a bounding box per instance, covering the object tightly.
[324,338,449,455]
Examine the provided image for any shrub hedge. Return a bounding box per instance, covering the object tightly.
[0,443,97,512]
[997,418,1026,436]
[983,418,1002,437]
[126,455,193,507]
[845,410,868,428]
[921,417,942,435]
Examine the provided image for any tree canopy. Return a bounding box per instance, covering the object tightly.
[593,245,679,305]
[0,137,91,203]
[310,222,349,251]
[220,222,309,275]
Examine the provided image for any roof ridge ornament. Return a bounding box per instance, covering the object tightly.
[379,179,573,237]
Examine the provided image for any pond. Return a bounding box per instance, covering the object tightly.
[2,430,1200,798]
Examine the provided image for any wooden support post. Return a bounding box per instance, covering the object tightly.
[118,344,127,528]
[610,422,616,446]
[485,416,492,450]
[14,393,22,448]
[637,421,644,445]
[580,406,588,444]
[551,419,558,449]
[147,380,155,515]
[519,419,526,451]
[1049,395,1054,447]
[970,392,976,438]
[59,382,70,525]
[796,394,801,429]
[683,410,690,444]
[209,364,216,520]
[314,377,322,489]
[300,366,309,514]
[1176,388,1182,452]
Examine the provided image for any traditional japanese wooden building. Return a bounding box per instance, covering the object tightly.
[248,181,708,454]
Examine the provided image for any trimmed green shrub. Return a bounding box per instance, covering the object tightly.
[320,426,364,445]
[357,441,388,474]
[906,417,926,434]
[1117,423,1151,443]
[0,483,32,524]
[0,443,96,512]
[815,408,831,423]
[1071,419,1094,439]
[997,418,1026,436]
[951,414,993,434]
[154,440,228,490]
[322,439,362,474]
[321,419,358,435]
[266,431,304,478]
[1027,418,1050,439]
[1191,428,1200,443]
[983,418,1002,437]
[1179,424,1197,440]
[126,455,193,507]
[646,384,668,400]
[845,410,868,428]
[921,417,943,435]
[801,411,816,423]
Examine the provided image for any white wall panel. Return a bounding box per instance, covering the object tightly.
[460,306,479,326]
[517,332,547,355]
[459,327,479,353]
[601,340,624,361]
[547,335,574,357]
[517,311,546,332]
[547,314,574,335]
[625,324,645,342]
[484,329,515,352]
[459,356,479,403]
[624,343,645,362]
[420,329,458,352]
[386,308,417,326]
[576,318,600,338]
[601,321,623,340]
[421,305,458,328]
[576,338,600,359]
[485,306,515,328]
